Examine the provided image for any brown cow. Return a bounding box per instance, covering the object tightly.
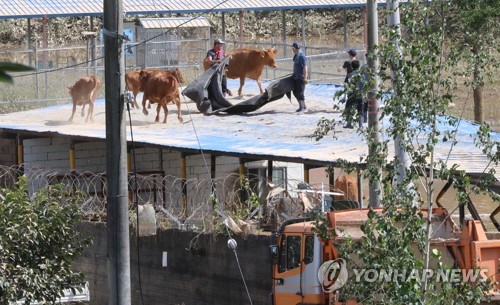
[67,76,101,123]
[333,175,359,202]
[139,71,183,124]
[125,68,185,109]
[225,48,278,96]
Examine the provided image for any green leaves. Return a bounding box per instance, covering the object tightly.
[310,0,497,303]
[0,176,92,304]
[0,62,33,84]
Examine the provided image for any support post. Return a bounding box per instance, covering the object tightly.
[239,10,244,47]
[16,136,24,166]
[357,169,363,208]
[301,10,306,55]
[222,13,226,41]
[27,18,33,66]
[69,140,76,171]
[343,9,348,49]
[304,164,310,184]
[104,0,131,302]
[282,11,287,57]
[181,152,188,219]
[239,158,247,203]
[211,155,217,208]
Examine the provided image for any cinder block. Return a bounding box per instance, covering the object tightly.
[87,157,103,166]
[89,149,105,157]
[25,152,48,162]
[48,151,70,160]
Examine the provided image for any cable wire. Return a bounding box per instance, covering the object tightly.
[225,226,254,305]
[126,100,146,305]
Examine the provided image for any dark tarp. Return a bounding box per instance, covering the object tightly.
[182,56,294,115]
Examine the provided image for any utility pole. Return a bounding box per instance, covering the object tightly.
[367,0,382,208]
[103,0,131,303]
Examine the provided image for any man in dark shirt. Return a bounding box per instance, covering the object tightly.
[343,60,363,128]
[292,42,308,114]
[204,38,232,97]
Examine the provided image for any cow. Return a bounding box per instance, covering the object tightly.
[225,48,278,96]
[67,76,101,123]
[125,68,185,109]
[333,175,359,202]
[139,70,183,124]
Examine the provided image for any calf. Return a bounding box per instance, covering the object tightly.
[67,76,101,123]
[333,175,359,202]
[226,48,278,96]
[126,68,185,109]
[139,71,183,124]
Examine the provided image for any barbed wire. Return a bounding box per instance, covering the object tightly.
[0,164,351,234]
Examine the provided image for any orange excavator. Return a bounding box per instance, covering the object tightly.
[271,206,500,305]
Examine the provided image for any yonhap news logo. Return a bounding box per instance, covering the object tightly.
[318,259,489,292]
[318,259,349,292]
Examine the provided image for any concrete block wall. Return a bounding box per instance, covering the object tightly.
[75,222,273,305]
[131,147,162,173]
[23,138,71,171]
[0,138,16,166]
[75,142,107,173]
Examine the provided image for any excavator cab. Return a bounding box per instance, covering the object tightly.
[272,218,325,305]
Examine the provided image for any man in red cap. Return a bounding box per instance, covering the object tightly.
[204,38,232,97]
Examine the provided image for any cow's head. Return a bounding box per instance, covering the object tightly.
[261,48,278,69]
[139,70,149,86]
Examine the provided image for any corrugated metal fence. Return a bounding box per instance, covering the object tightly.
[0,37,365,113]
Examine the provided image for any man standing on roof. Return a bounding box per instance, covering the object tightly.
[348,49,357,61]
[343,60,363,129]
[292,42,308,114]
[204,38,232,97]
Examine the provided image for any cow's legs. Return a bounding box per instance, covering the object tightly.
[81,104,86,117]
[162,99,168,124]
[69,104,76,121]
[257,76,264,94]
[155,103,162,123]
[142,94,149,115]
[86,102,94,123]
[238,77,246,96]
[175,96,183,123]
[132,91,139,109]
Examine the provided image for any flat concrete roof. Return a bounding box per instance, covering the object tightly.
[0,79,498,179]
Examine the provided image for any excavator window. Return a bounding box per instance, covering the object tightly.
[286,236,301,270]
[304,235,314,264]
[278,235,287,273]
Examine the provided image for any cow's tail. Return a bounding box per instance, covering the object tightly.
[90,77,101,101]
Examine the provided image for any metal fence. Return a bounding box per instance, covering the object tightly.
[0,37,365,113]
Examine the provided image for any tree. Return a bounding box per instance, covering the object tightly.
[313,0,499,303]
[0,176,92,304]
[448,0,500,124]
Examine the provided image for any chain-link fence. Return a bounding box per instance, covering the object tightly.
[0,37,365,113]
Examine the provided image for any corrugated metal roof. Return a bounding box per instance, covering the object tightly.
[0,80,498,180]
[139,17,211,29]
[0,0,375,19]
